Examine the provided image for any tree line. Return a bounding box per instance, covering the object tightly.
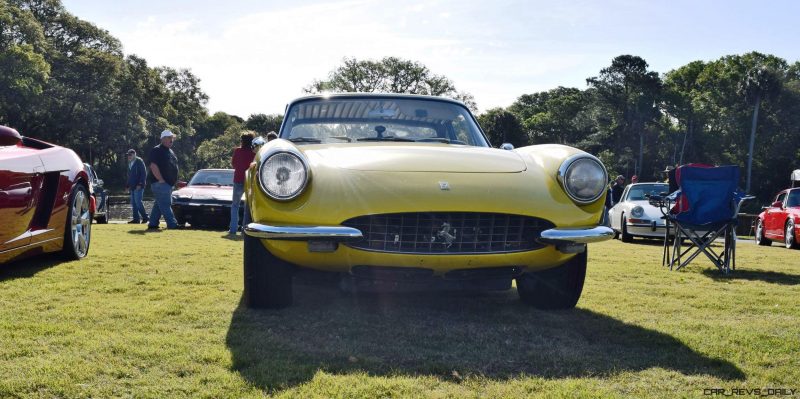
[2,0,799,206]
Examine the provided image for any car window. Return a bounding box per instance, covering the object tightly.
[189,170,234,186]
[786,190,800,207]
[281,98,488,146]
[625,184,668,201]
[776,193,786,205]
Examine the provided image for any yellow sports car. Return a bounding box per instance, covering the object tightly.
[243,94,613,309]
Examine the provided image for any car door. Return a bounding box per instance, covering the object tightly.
[608,185,631,230]
[0,154,43,251]
[764,192,787,239]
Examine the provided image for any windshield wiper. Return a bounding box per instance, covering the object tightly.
[417,137,451,143]
[356,136,416,142]
[288,137,322,143]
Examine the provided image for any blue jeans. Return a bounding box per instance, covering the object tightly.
[229,183,245,234]
[130,187,147,221]
[148,182,178,228]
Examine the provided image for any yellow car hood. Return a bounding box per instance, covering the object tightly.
[308,143,526,173]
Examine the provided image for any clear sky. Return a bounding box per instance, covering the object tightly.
[62,0,800,118]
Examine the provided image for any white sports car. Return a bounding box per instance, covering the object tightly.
[608,183,670,242]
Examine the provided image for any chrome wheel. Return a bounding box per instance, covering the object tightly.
[71,189,92,257]
[786,221,798,249]
[755,219,770,246]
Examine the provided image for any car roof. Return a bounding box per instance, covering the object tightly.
[285,93,468,109]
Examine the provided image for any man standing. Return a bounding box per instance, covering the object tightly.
[610,175,626,205]
[146,130,180,230]
[126,149,148,224]
[229,131,256,235]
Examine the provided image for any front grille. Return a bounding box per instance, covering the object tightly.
[342,212,554,254]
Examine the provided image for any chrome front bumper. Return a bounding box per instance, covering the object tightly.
[244,223,363,241]
[537,226,615,244]
[246,223,613,245]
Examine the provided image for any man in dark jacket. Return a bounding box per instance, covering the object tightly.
[126,149,148,224]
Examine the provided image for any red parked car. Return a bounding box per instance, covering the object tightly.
[0,125,95,264]
[755,187,800,249]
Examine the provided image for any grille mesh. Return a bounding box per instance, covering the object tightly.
[342,212,554,254]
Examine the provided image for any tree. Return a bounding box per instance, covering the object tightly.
[663,61,706,165]
[244,113,283,135]
[587,55,662,179]
[305,56,477,111]
[738,65,782,193]
[476,108,527,148]
[508,87,593,146]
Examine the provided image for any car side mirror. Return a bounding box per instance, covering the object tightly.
[771,200,783,208]
[0,125,22,146]
[251,136,266,150]
[500,143,514,151]
[176,181,188,189]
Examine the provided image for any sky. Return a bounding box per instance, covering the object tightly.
[61,0,800,118]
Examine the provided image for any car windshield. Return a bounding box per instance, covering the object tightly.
[626,184,668,201]
[787,189,800,207]
[189,170,234,186]
[280,97,489,146]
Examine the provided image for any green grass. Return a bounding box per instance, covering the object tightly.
[1,225,798,398]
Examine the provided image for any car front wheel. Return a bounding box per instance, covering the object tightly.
[621,216,633,243]
[785,220,799,249]
[242,209,294,308]
[755,219,771,246]
[516,250,587,310]
[62,183,92,260]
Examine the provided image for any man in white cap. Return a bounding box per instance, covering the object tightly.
[146,129,181,230]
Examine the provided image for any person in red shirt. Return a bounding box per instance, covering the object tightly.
[229,131,257,235]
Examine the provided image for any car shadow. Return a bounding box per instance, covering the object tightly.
[225,281,745,393]
[701,269,800,285]
[0,252,67,282]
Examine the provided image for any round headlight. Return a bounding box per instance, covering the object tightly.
[558,154,607,204]
[631,206,644,218]
[259,152,308,200]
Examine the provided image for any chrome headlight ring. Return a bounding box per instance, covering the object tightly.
[256,145,310,201]
[557,153,608,205]
[631,205,644,218]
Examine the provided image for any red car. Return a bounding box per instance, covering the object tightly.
[755,187,800,249]
[0,125,95,264]
[171,169,242,228]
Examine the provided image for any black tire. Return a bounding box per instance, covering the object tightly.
[62,183,92,260]
[755,219,771,246]
[621,215,633,243]
[516,250,587,310]
[242,208,294,308]
[785,220,799,249]
[95,213,108,224]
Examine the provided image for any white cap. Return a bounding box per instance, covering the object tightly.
[160,129,175,139]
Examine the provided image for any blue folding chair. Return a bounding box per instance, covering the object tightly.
[657,165,753,274]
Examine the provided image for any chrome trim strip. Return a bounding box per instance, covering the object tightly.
[538,226,614,244]
[244,223,363,241]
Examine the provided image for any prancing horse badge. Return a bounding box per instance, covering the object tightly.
[438,181,450,190]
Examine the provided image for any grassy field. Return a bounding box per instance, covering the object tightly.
[1,224,798,398]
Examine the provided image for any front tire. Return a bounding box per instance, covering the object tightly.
[516,250,587,310]
[755,219,771,246]
[785,220,799,249]
[621,216,633,243]
[95,213,108,224]
[62,183,92,260]
[242,208,294,308]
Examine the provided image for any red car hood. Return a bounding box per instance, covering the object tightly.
[173,185,233,201]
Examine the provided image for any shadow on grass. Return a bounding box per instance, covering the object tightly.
[701,268,800,285]
[225,280,745,392]
[0,252,68,282]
